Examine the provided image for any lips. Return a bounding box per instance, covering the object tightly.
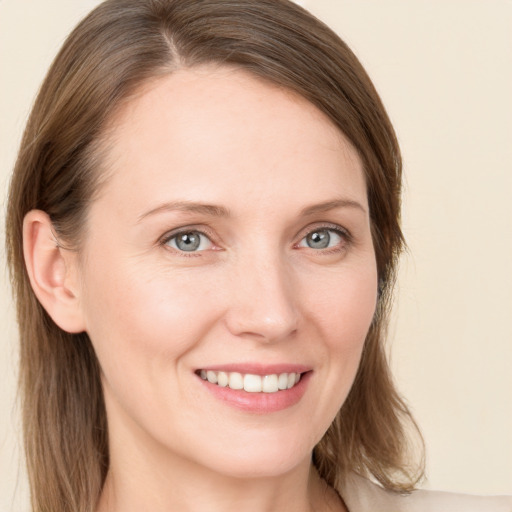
[195,365,312,413]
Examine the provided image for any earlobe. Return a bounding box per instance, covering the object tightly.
[23,210,86,334]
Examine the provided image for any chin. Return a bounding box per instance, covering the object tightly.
[183,430,316,480]
[206,451,309,480]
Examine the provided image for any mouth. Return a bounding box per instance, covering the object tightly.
[197,369,303,393]
[195,366,312,413]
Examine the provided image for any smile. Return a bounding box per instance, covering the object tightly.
[198,370,302,393]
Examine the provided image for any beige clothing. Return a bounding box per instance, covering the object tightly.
[339,473,512,512]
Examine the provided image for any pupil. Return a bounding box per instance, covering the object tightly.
[307,230,330,249]
[177,232,200,251]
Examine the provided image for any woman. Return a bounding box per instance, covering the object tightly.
[4,1,511,511]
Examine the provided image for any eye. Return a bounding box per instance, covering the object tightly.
[298,228,346,250]
[165,230,213,252]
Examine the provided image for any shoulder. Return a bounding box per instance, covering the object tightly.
[338,473,512,512]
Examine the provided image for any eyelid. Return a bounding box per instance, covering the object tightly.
[299,222,351,241]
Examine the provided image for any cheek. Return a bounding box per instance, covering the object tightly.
[311,263,378,345]
[310,262,378,385]
[290,260,377,446]
[80,258,221,379]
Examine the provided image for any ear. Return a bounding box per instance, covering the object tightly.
[23,210,86,333]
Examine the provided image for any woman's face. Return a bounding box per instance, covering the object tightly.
[77,67,378,478]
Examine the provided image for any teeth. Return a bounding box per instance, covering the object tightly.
[244,374,262,393]
[278,373,288,390]
[217,371,229,387]
[206,370,218,384]
[229,372,243,390]
[262,374,278,393]
[199,370,303,393]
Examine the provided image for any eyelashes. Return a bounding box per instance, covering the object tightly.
[160,223,352,257]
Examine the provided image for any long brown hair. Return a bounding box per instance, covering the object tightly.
[5,1,424,510]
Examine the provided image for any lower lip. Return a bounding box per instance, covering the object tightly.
[197,372,312,413]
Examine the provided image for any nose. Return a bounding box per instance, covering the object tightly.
[224,251,299,343]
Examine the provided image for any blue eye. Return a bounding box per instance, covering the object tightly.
[299,228,344,250]
[166,231,212,252]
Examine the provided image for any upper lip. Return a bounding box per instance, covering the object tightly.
[196,363,311,375]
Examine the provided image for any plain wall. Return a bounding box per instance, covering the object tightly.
[1,1,511,510]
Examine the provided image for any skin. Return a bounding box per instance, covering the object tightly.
[25,66,378,512]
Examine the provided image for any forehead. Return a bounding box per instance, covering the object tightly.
[97,66,367,218]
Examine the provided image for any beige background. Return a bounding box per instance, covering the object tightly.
[1,1,511,510]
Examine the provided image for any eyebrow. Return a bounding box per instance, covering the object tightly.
[137,201,230,222]
[300,198,367,216]
[137,197,366,223]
